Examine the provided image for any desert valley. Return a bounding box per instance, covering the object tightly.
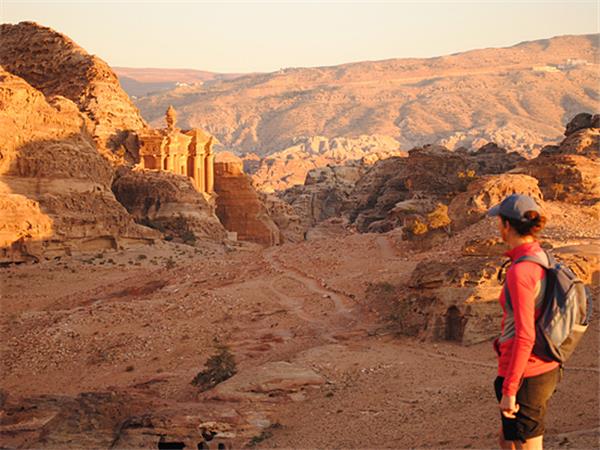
[0,20,599,450]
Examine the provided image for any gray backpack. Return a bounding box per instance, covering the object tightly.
[511,250,593,364]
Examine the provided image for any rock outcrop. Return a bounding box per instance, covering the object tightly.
[564,112,600,136]
[259,193,306,243]
[0,67,156,264]
[515,114,600,204]
[249,135,404,192]
[112,169,226,243]
[277,141,525,235]
[366,252,503,345]
[280,162,366,230]
[0,23,241,260]
[0,22,146,161]
[214,153,281,246]
[405,255,505,345]
[207,361,325,402]
[448,174,544,231]
[347,143,524,233]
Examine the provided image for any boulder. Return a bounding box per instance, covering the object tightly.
[558,127,600,158]
[448,174,544,231]
[516,123,600,203]
[207,361,325,402]
[112,169,226,243]
[564,112,600,137]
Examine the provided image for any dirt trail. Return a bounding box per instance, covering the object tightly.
[376,234,398,260]
[263,249,355,317]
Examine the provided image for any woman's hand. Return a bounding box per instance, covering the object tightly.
[499,394,519,418]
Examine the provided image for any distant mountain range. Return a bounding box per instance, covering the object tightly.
[119,34,599,160]
[113,67,244,97]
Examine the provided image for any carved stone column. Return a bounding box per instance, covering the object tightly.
[205,153,215,193]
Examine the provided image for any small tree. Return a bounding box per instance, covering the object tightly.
[191,345,237,392]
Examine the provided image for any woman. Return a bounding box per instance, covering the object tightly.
[488,194,561,450]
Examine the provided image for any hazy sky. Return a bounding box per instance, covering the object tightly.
[2,1,598,73]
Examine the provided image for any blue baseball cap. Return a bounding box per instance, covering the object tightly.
[487,194,541,221]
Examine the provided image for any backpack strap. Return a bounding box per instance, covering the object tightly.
[497,259,512,283]
[497,249,555,284]
[513,249,554,269]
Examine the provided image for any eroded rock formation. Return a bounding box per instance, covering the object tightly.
[281,163,366,230]
[249,135,404,192]
[0,67,157,264]
[258,193,306,243]
[0,23,243,254]
[515,115,600,204]
[112,169,226,243]
[214,153,281,246]
[0,22,147,161]
[347,142,523,233]
[448,174,544,231]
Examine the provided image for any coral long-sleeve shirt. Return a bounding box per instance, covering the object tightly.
[494,241,559,397]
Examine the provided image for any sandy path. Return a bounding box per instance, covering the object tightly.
[376,234,398,260]
[263,249,355,317]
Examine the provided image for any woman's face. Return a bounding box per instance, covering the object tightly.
[497,216,510,242]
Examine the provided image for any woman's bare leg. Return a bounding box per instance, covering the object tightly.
[499,429,516,450]
[498,433,543,449]
[521,435,543,449]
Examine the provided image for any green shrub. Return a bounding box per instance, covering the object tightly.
[191,345,237,392]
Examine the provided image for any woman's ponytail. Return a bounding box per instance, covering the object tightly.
[500,210,547,237]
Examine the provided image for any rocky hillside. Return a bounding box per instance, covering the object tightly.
[0,22,147,158]
[246,134,405,192]
[280,113,600,238]
[0,66,157,264]
[134,34,599,159]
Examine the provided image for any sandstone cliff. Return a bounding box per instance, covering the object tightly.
[0,22,236,257]
[214,153,281,246]
[0,22,147,162]
[258,193,306,243]
[0,67,156,264]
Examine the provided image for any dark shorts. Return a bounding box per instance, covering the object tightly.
[494,367,562,442]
